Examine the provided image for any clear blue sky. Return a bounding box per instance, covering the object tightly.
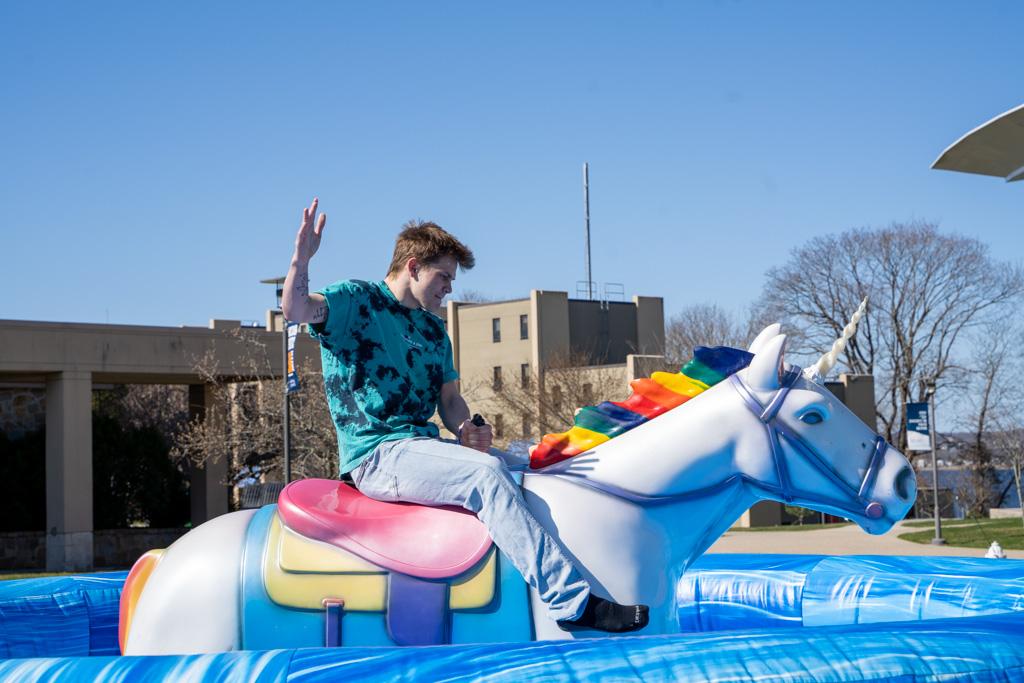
[2,2,1022,328]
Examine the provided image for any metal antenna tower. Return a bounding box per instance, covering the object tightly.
[583,162,593,300]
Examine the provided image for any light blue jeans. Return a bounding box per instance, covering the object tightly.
[350,437,590,621]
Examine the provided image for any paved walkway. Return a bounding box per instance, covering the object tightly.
[707,520,1024,559]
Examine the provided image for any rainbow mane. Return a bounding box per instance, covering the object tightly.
[528,346,754,469]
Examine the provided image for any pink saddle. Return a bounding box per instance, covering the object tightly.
[276,479,493,580]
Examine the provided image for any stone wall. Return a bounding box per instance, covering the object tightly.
[0,527,189,571]
[0,530,46,570]
[94,528,189,568]
[0,388,45,438]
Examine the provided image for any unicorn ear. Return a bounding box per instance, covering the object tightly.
[744,334,786,391]
[747,323,782,354]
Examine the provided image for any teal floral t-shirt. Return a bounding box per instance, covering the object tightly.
[310,280,458,474]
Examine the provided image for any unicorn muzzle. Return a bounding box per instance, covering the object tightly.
[858,451,916,533]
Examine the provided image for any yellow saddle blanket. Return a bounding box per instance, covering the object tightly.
[263,513,497,611]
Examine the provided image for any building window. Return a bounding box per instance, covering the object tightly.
[492,318,501,343]
[522,416,532,438]
[494,414,504,438]
[551,385,562,411]
[520,363,530,388]
[493,366,503,390]
[520,314,528,340]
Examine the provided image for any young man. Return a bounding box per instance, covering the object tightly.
[282,198,648,633]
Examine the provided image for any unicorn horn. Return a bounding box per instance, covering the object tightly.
[803,298,868,382]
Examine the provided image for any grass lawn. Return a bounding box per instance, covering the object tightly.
[899,517,1024,550]
[729,522,852,532]
[902,518,979,528]
[0,571,78,581]
[0,568,127,581]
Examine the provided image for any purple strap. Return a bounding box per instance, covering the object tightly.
[386,573,450,646]
[323,599,344,647]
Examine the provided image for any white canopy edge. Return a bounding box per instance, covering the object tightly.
[931,103,1024,182]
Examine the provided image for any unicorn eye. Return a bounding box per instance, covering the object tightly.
[800,411,824,425]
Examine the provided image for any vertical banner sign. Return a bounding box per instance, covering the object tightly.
[286,321,301,393]
[906,402,930,451]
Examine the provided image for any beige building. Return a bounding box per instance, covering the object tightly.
[443,290,667,442]
[0,316,320,571]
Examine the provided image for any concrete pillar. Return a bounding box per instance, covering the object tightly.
[733,500,785,528]
[45,371,93,571]
[633,295,665,355]
[530,291,570,434]
[264,309,289,333]
[188,384,230,526]
[446,300,461,385]
[826,374,877,431]
[529,290,570,369]
[626,354,673,383]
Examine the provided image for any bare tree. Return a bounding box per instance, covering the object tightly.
[484,350,628,449]
[983,324,1024,527]
[956,324,1019,516]
[757,221,1024,451]
[991,428,1024,529]
[171,328,338,487]
[454,289,494,303]
[784,504,813,526]
[664,304,747,366]
[111,384,189,438]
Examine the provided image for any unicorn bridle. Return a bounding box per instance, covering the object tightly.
[536,365,891,523]
[729,366,890,521]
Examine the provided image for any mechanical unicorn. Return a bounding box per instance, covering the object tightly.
[121,305,916,653]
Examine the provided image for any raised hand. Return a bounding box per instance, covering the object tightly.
[283,198,328,324]
[294,197,327,265]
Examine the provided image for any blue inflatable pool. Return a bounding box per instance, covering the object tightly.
[0,555,1021,682]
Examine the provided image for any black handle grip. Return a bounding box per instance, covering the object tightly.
[471,413,486,427]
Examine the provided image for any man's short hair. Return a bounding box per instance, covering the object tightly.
[386,220,475,276]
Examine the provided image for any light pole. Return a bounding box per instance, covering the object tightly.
[260,277,292,484]
[926,380,945,545]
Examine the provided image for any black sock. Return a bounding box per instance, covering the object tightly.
[556,595,649,633]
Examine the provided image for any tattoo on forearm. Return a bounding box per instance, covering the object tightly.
[296,272,309,298]
[312,305,326,321]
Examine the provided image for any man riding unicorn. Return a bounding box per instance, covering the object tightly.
[119,203,914,655]
[280,198,649,634]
